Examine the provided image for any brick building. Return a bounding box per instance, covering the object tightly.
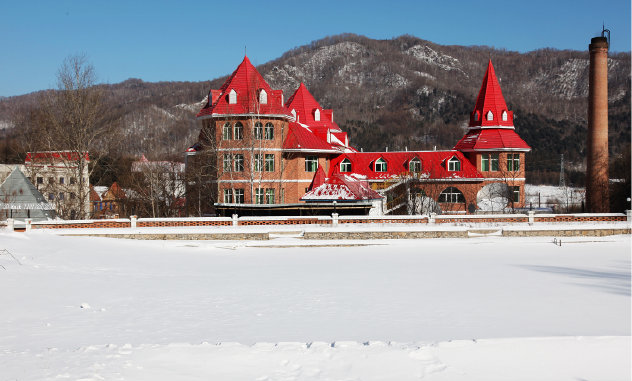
[187,57,530,215]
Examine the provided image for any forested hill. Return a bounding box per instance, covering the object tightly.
[1,34,630,180]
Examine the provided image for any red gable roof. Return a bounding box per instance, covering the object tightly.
[329,151,482,181]
[197,56,291,118]
[25,151,90,163]
[301,173,382,202]
[454,128,531,152]
[469,60,513,127]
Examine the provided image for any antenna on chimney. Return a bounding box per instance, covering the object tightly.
[601,23,611,45]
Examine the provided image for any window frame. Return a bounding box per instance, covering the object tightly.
[233,154,244,172]
[234,122,243,140]
[340,158,352,173]
[374,158,387,173]
[254,122,264,140]
[305,156,318,172]
[447,157,461,171]
[254,154,263,172]
[234,188,244,204]
[438,187,465,203]
[264,154,275,172]
[409,157,421,173]
[255,188,265,204]
[223,189,233,203]
[507,153,520,172]
[222,122,232,140]
[264,122,274,140]
[223,154,232,172]
[265,188,275,204]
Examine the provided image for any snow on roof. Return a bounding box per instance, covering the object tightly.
[301,173,382,202]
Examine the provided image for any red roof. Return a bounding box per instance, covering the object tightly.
[469,60,514,127]
[197,56,291,118]
[454,128,531,151]
[301,173,383,201]
[329,151,482,181]
[25,151,90,163]
[282,122,340,152]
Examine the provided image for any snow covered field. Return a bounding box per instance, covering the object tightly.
[0,230,630,380]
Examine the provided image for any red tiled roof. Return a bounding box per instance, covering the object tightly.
[329,151,482,181]
[469,60,514,127]
[282,122,340,152]
[301,173,383,201]
[196,56,291,118]
[454,128,531,151]
[25,151,90,163]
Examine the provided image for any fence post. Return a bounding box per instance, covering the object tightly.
[6,218,14,231]
[232,214,239,227]
[25,218,32,231]
[332,213,339,227]
[528,210,535,225]
[626,210,631,222]
[130,215,137,229]
[429,213,436,224]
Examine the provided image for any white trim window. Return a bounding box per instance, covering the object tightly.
[409,157,421,173]
[264,122,274,140]
[340,158,351,173]
[223,189,233,203]
[447,156,461,171]
[228,89,237,104]
[234,188,244,204]
[375,158,387,172]
[233,154,244,172]
[502,110,508,121]
[314,108,320,121]
[507,153,520,172]
[264,154,275,172]
[223,154,232,172]
[222,122,232,140]
[305,156,318,172]
[254,122,264,140]
[265,188,275,204]
[511,186,520,203]
[234,122,243,140]
[259,89,268,104]
[486,110,494,121]
[438,187,465,203]
[255,188,264,204]
[481,153,499,172]
[254,154,263,172]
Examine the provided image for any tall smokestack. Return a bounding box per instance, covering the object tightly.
[586,32,609,212]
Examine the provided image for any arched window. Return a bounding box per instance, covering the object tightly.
[259,89,268,104]
[314,108,320,121]
[409,157,421,173]
[254,122,263,140]
[438,187,465,203]
[234,122,243,140]
[486,110,494,121]
[264,122,274,140]
[502,110,508,121]
[447,156,461,171]
[222,122,232,140]
[374,158,387,172]
[340,158,351,172]
[228,89,237,104]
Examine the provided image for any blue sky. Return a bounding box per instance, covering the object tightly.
[1,0,630,97]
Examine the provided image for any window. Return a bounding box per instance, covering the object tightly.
[259,89,268,104]
[254,154,263,172]
[234,122,243,140]
[48,177,54,184]
[264,122,274,140]
[228,89,237,104]
[481,154,499,171]
[222,123,232,140]
[223,154,232,172]
[70,192,76,200]
[447,157,461,171]
[281,188,285,203]
[254,122,264,140]
[314,108,320,121]
[234,188,244,204]
[438,187,465,203]
[502,111,508,121]
[305,156,318,172]
[511,186,520,203]
[49,193,54,201]
[59,192,64,200]
[223,189,233,203]
[59,177,65,184]
[340,158,352,173]
[409,157,421,173]
[37,177,43,184]
[486,111,494,121]
[507,153,520,172]
[265,189,275,204]
[474,111,480,121]
[70,177,76,185]
[255,188,265,204]
[234,154,244,172]
[264,154,275,172]
[374,158,387,172]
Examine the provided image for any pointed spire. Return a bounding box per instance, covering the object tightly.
[470,60,513,128]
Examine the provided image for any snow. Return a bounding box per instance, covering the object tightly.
[0,230,629,380]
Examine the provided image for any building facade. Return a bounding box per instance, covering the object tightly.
[187,57,530,215]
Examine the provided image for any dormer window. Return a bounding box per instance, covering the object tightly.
[314,108,320,121]
[409,157,421,173]
[486,110,493,121]
[228,89,237,104]
[474,111,480,122]
[340,158,351,173]
[291,109,297,120]
[447,156,461,171]
[258,89,268,104]
[502,110,508,121]
[374,158,387,172]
